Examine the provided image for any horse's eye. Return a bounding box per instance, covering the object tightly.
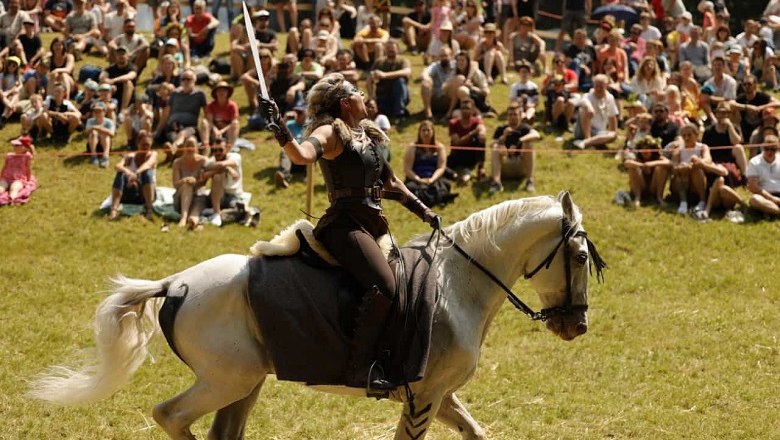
[576,252,588,265]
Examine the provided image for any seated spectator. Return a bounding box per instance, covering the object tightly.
[103,0,134,44]
[370,39,411,124]
[488,101,539,194]
[85,101,115,167]
[403,120,456,206]
[311,28,338,69]
[268,53,305,115]
[746,135,780,217]
[596,29,628,85]
[333,0,357,39]
[155,1,181,41]
[109,17,149,74]
[473,23,507,85]
[650,102,681,147]
[331,48,360,84]
[0,135,36,205]
[749,38,778,90]
[16,17,44,67]
[231,10,276,82]
[638,11,661,42]
[204,81,239,149]
[184,0,219,60]
[669,123,711,215]
[749,109,779,154]
[274,103,306,188]
[703,101,747,177]
[239,48,273,114]
[201,137,243,227]
[630,56,665,109]
[95,82,117,121]
[152,82,174,133]
[41,82,81,143]
[623,136,670,208]
[703,55,737,101]
[544,52,578,93]
[421,46,457,120]
[47,37,75,97]
[508,16,545,75]
[99,45,137,113]
[64,0,99,57]
[155,68,208,155]
[172,136,207,228]
[544,75,575,131]
[725,46,747,83]
[508,60,538,122]
[365,98,391,134]
[159,25,189,71]
[122,94,152,149]
[0,56,22,125]
[108,130,157,220]
[564,28,596,92]
[146,53,180,107]
[401,0,431,55]
[452,0,482,52]
[351,14,388,71]
[75,78,98,124]
[295,48,325,91]
[43,0,73,33]
[452,50,492,118]
[573,74,618,150]
[663,85,692,127]
[644,39,670,76]
[446,99,486,184]
[0,0,31,54]
[21,93,46,139]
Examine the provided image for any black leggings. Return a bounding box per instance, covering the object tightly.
[319,217,396,300]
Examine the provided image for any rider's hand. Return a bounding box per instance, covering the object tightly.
[424,209,442,229]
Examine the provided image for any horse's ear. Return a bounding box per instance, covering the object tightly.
[559,191,575,221]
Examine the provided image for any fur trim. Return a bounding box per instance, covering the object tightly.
[250,219,394,264]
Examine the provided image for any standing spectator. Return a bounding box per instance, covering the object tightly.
[746,135,780,217]
[109,17,149,74]
[64,0,99,57]
[41,82,81,143]
[204,81,239,148]
[403,120,456,206]
[573,74,618,150]
[402,0,431,55]
[623,136,670,207]
[351,14,388,71]
[155,68,208,153]
[0,135,36,205]
[99,45,137,113]
[0,0,31,50]
[473,23,508,85]
[43,0,73,33]
[108,130,157,220]
[274,103,306,188]
[269,0,297,33]
[555,0,591,53]
[446,99,486,184]
[421,46,458,120]
[184,0,219,60]
[370,40,411,124]
[85,101,115,167]
[172,136,207,229]
[201,137,243,227]
[210,0,236,26]
[488,101,539,194]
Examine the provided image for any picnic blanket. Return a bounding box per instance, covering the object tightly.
[99,186,253,220]
[0,176,37,206]
[246,245,439,387]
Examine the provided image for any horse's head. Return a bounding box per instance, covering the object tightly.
[524,192,606,341]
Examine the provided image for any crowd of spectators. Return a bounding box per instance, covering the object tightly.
[1,0,780,224]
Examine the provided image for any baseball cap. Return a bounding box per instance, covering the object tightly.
[681,11,692,20]
[253,9,270,18]
[728,46,742,54]
[293,103,307,112]
[92,101,107,111]
[165,38,178,46]
[11,135,32,147]
[98,83,112,91]
[700,83,716,95]
[116,45,128,53]
[84,79,99,91]
[439,21,453,31]
[23,17,34,25]
[316,30,330,39]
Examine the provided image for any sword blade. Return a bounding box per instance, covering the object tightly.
[242,2,269,100]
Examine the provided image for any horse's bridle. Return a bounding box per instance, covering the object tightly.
[435,218,606,322]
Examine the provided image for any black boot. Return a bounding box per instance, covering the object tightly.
[346,286,395,398]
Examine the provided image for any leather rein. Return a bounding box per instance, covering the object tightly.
[432,217,606,322]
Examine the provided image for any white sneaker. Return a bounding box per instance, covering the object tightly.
[209,214,222,227]
[573,139,586,149]
[695,201,706,212]
[677,202,688,215]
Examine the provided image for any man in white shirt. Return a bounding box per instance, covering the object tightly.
[747,134,780,216]
[573,74,618,149]
[703,55,737,100]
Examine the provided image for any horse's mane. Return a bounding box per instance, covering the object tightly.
[406,195,582,256]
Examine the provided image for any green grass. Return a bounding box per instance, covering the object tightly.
[2,32,780,439]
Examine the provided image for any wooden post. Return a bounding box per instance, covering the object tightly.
[306,163,314,216]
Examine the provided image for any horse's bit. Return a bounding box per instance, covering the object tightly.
[434,218,606,322]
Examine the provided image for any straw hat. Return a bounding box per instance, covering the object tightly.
[211,81,234,99]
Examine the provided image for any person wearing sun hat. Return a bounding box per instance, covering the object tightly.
[204,81,239,149]
[0,55,23,125]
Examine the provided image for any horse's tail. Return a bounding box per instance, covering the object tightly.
[28,276,169,405]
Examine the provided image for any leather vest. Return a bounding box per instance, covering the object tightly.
[320,136,386,210]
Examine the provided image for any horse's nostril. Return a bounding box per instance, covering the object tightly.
[576,323,588,335]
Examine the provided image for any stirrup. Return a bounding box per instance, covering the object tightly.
[365,361,392,399]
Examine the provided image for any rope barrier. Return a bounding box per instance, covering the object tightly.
[537,9,601,25]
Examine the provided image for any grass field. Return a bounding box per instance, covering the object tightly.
[2,31,780,439]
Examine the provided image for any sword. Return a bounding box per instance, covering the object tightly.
[242,1,268,100]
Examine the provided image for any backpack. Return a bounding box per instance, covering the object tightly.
[78,64,103,84]
[209,56,231,75]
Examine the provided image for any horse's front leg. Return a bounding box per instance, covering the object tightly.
[435,393,487,440]
[393,390,444,440]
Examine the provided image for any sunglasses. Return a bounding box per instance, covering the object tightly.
[765,147,778,152]
[182,76,195,81]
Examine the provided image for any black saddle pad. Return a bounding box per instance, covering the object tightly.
[246,246,438,386]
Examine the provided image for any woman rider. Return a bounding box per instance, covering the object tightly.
[261,73,440,396]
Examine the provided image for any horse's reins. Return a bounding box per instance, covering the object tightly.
[430,218,606,322]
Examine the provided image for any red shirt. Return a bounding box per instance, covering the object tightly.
[185,13,214,44]
[448,116,483,146]
[206,99,238,126]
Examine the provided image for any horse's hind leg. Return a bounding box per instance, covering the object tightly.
[207,375,267,440]
[153,373,263,440]
[434,393,486,440]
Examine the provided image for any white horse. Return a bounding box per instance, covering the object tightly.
[29,192,605,440]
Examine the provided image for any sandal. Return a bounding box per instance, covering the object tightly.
[108,209,119,220]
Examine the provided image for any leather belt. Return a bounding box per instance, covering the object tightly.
[328,187,406,203]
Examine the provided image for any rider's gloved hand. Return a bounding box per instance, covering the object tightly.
[424,209,442,230]
[260,97,292,146]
